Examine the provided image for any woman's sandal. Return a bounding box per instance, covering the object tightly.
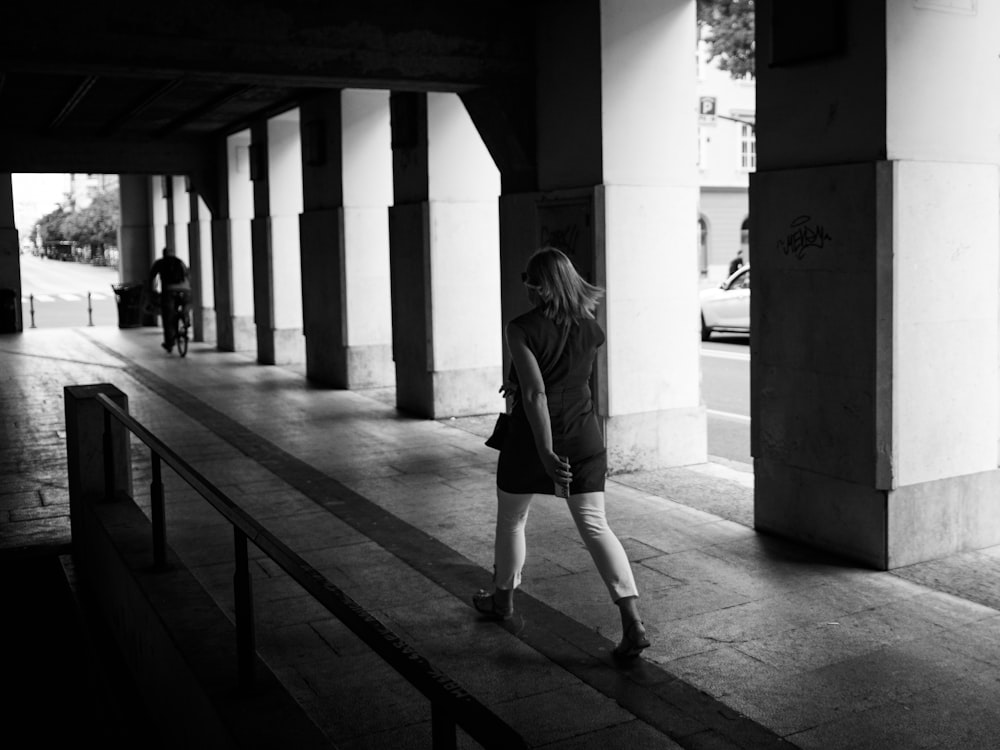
[472,589,514,621]
[613,619,651,661]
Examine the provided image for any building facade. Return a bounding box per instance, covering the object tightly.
[697,39,756,282]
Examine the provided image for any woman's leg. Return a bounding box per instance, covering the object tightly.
[566,491,638,602]
[493,489,535,596]
[567,491,650,658]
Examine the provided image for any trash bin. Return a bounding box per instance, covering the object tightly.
[0,288,18,333]
[111,282,145,329]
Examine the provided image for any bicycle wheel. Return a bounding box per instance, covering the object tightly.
[175,310,189,357]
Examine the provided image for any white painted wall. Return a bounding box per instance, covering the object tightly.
[151,176,168,256]
[267,109,303,330]
[342,89,392,348]
[602,0,697,186]
[343,90,393,206]
[885,2,1000,484]
[426,92,501,372]
[598,0,703,458]
[226,130,254,318]
[196,194,214,308]
[893,161,999,486]
[887,0,1000,164]
[170,176,190,266]
[427,92,500,201]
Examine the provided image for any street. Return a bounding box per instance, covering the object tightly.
[18,252,121,328]
[701,335,751,466]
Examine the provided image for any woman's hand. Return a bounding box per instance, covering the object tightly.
[499,380,518,398]
[541,451,572,487]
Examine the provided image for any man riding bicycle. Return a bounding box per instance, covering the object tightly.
[147,248,191,354]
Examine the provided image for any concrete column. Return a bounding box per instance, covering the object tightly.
[170,176,191,267]
[599,0,704,472]
[249,110,305,366]
[499,0,704,473]
[389,92,502,418]
[216,130,256,352]
[752,0,1000,568]
[0,173,22,332]
[188,189,216,343]
[151,175,169,255]
[118,174,153,285]
[300,90,394,388]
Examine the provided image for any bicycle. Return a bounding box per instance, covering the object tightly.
[170,290,191,357]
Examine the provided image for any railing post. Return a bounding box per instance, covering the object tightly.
[234,529,256,690]
[431,702,457,750]
[64,384,133,568]
[150,451,166,570]
[103,409,116,500]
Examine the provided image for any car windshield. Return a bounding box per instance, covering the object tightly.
[726,268,750,290]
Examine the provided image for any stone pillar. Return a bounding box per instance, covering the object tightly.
[389,91,502,418]
[216,129,256,352]
[170,176,191,267]
[499,0,705,472]
[249,111,305,366]
[751,0,1000,568]
[188,189,216,343]
[300,90,394,388]
[118,174,153,284]
[151,175,169,255]
[0,174,21,332]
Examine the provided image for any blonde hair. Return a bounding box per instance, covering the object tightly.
[524,246,603,325]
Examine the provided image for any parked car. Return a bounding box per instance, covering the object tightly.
[700,265,750,340]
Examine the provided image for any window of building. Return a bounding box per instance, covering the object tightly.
[699,128,712,171]
[699,216,708,275]
[739,121,756,171]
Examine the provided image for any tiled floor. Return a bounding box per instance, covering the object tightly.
[4,325,1000,749]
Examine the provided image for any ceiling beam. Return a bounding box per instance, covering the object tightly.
[49,76,98,131]
[156,85,257,138]
[0,133,213,176]
[103,78,184,137]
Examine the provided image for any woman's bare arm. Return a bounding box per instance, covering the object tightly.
[506,323,571,485]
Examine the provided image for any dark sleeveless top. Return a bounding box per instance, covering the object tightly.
[496,307,607,495]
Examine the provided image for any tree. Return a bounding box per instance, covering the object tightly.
[76,187,120,248]
[35,204,72,246]
[698,0,755,80]
[33,186,120,258]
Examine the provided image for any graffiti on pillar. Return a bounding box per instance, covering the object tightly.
[538,198,594,282]
[777,215,832,260]
[540,222,581,256]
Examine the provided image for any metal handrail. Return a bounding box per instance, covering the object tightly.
[95,392,527,750]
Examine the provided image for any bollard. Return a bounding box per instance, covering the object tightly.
[29,294,35,328]
[87,291,94,326]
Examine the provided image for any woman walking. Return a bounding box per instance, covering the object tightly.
[473,247,650,661]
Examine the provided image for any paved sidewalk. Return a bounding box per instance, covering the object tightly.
[4,326,1000,749]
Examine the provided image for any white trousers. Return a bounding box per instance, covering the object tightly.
[493,489,639,602]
